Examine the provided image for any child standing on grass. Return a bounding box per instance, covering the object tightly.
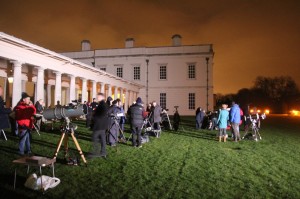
[217,104,229,142]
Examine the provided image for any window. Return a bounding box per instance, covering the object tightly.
[188,93,195,110]
[159,65,167,80]
[117,67,123,78]
[188,64,196,79]
[134,66,140,80]
[100,67,106,72]
[160,93,167,109]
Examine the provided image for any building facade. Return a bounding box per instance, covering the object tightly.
[62,35,214,115]
[0,32,142,111]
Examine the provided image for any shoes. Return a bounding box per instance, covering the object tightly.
[111,144,117,147]
[137,145,142,148]
[87,153,107,159]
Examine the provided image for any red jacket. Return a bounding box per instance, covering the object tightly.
[15,102,36,129]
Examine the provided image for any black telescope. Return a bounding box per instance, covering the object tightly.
[43,104,88,120]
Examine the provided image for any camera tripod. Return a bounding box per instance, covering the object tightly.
[53,117,87,165]
[242,116,262,141]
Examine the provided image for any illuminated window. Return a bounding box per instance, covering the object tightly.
[159,65,167,80]
[117,67,123,78]
[134,66,140,80]
[188,64,196,79]
[188,93,195,109]
[160,93,167,109]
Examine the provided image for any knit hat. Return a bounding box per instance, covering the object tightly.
[136,97,143,104]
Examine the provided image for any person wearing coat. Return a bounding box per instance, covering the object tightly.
[230,101,241,141]
[217,104,229,142]
[0,86,12,132]
[196,108,205,129]
[89,93,109,158]
[15,93,36,155]
[151,101,163,137]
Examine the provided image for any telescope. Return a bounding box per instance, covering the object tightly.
[43,104,88,120]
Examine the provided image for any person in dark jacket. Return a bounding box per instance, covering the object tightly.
[89,93,109,158]
[128,97,146,148]
[107,99,122,146]
[173,110,181,131]
[15,93,36,155]
[0,86,12,131]
[196,108,205,129]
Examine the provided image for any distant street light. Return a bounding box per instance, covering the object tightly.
[146,59,149,105]
[206,57,209,111]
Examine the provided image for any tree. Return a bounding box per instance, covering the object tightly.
[252,76,300,113]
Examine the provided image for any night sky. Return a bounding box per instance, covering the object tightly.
[1,0,300,94]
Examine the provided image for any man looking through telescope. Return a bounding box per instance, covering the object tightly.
[88,93,109,158]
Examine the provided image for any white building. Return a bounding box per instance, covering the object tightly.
[62,35,214,115]
[0,32,142,111]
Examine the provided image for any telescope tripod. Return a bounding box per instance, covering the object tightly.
[242,120,262,141]
[53,117,87,165]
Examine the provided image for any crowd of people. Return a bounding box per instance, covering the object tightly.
[0,84,261,160]
[194,101,263,143]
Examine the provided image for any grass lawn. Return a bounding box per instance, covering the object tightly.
[0,115,299,199]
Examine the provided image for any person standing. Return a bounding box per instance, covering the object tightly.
[15,93,36,155]
[118,99,126,142]
[34,99,44,130]
[196,108,205,129]
[0,86,12,133]
[89,93,109,158]
[173,110,181,131]
[151,101,163,137]
[128,97,146,148]
[230,101,241,142]
[217,104,229,142]
[107,99,121,146]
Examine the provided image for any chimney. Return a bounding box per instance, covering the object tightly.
[81,40,91,51]
[172,34,182,46]
[125,38,135,48]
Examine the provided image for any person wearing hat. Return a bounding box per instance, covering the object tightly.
[217,104,229,142]
[127,97,146,148]
[15,93,36,155]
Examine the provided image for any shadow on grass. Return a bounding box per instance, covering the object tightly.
[168,127,217,140]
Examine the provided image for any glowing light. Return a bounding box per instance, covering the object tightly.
[290,110,299,116]
[264,109,270,114]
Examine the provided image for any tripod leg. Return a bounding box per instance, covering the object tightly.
[64,134,69,158]
[53,132,66,159]
[70,129,87,165]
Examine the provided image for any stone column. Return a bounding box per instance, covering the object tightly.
[46,84,52,107]
[107,84,112,98]
[120,88,124,103]
[114,86,118,100]
[124,90,129,112]
[11,61,23,107]
[54,71,62,106]
[92,80,97,100]
[35,67,45,102]
[21,80,26,93]
[69,75,76,103]
[81,78,87,103]
[100,83,105,95]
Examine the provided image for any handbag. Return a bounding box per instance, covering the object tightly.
[24,173,60,191]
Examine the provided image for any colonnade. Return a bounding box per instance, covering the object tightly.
[10,61,139,111]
